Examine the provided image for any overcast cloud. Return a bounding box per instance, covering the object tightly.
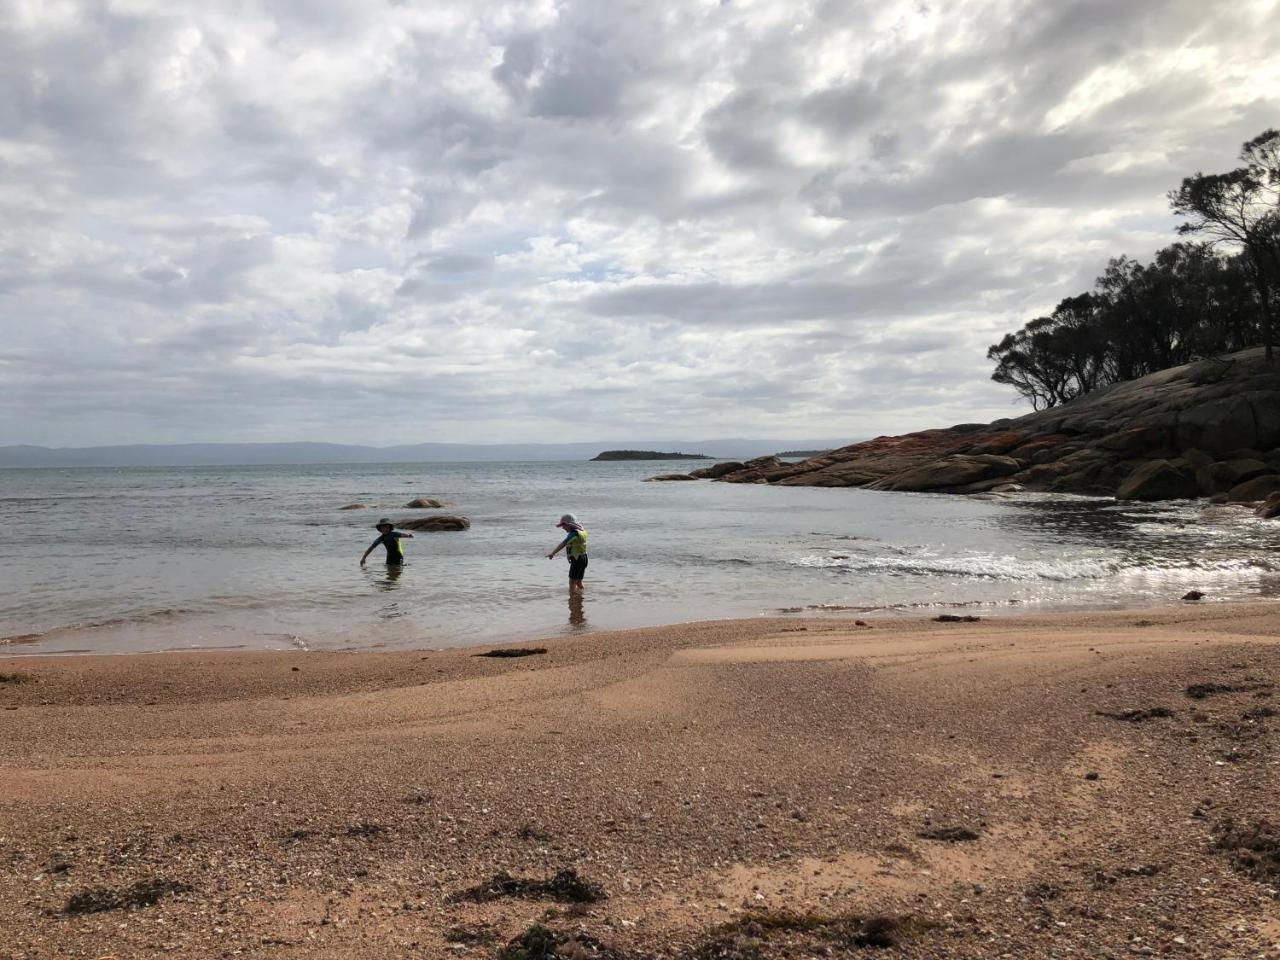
[1,0,1277,446]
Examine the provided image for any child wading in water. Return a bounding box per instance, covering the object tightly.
[360,518,414,566]
[547,513,588,593]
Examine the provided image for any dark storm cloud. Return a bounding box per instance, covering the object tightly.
[0,0,1277,445]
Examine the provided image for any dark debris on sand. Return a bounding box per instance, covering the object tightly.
[63,879,193,915]
[686,911,934,958]
[448,868,606,904]
[933,615,981,623]
[1215,819,1280,883]
[1095,706,1175,722]
[497,923,628,960]
[1185,680,1274,700]
[917,825,980,842]
[476,648,549,658]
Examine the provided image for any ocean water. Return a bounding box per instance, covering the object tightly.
[1,460,1278,655]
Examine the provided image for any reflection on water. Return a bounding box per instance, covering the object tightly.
[568,594,586,628]
[377,564,404,590]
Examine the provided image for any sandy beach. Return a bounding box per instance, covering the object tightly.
[2,605,1279,959]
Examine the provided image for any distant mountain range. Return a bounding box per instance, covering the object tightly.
[0,439,850,468]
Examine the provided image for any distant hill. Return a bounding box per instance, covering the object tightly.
[776,449,832,458]
[0,438,847,468]
[591,450,712,461]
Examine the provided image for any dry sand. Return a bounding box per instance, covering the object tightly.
[2,604,1279,959]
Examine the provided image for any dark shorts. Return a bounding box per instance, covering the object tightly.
[568,555,588,581]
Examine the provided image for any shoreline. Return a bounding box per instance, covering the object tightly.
[8,589,1276,660]
[3,604,1279,958]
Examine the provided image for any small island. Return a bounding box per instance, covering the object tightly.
[591,450,712,461]
[777,449,832,458]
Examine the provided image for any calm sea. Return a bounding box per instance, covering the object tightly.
[2,460,1277,655]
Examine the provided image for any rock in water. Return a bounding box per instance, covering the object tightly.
[1116,460,1198,501]
[405,497,444,508]
[643,473,697,481]
[339,503,368,510]
[1225,475,1280,504]
[395,516,470,531]
[1182,590,1205,601]
[1256,492,1280,519]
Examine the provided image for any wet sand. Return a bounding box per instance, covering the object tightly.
[2,605,1279,958]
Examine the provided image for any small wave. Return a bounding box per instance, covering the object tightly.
[792,551,1280,582]
[0,632,44,646]
[792,552,1120,581]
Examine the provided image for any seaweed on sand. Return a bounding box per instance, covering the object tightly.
[1215,819,1280,882]
[476,648,549,658]
[63,879,192,915]
[686,911,935,958]
[497,924,626,960]
[448,868,606,904]
[1095,706,1174,722]
[918,825,980,842]
[1186,680,1274,700]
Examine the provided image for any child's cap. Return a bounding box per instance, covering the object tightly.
[556,513,578,528]
[375,518,394,529]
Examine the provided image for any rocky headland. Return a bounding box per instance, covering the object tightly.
[649,347,1280,510]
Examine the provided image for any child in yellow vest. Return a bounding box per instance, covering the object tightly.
[547,513,588,594]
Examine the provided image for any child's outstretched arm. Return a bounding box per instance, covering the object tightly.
[547,535,570,560]
[360,539,379,565]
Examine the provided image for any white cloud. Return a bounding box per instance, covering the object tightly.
[0,0,1277,445]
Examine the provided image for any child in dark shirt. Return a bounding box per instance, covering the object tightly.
[360,518,413,566]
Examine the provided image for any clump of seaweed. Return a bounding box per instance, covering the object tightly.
[918,825,980,842]
[1215,819,1280,882]
[497,924,625,960]
[476,648,548,658]
[448,868,606,904]
[0,672,33,684]
[345,822,388,838]
[1186,680,1273,700]
[687,911,934,958]
[1095,707,1174,722]
[63,879,192,915]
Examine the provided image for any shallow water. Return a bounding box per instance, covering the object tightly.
[1,461,1277,654]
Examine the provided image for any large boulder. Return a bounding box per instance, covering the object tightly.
[718,455,790,483]
[1245,392,1280,449]
[1194,459,1270,495]
[396,515,470,531]
[1095,425,1171,455]
[1257,492,1280,519]
[1176,396,1258,455]
[688,461,745,479]
[875,454,1021,492]
[1225,475,1280,504]
[1116,460,1198,501]
[965,432,1025,455]
[1181,448,1215,471]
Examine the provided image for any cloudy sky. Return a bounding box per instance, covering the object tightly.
[2,0,1277,447]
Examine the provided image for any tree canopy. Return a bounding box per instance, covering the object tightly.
[990,130,1278,408]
